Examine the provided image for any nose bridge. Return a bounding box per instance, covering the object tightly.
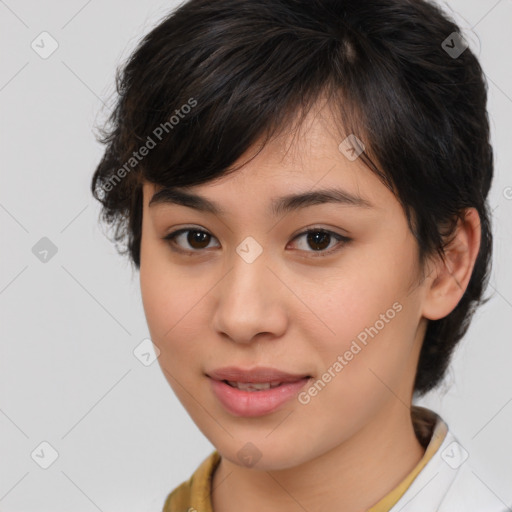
[212,240,286,343]
[225,241,271,316]
[229,233,269,295]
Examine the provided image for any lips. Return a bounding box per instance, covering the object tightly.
[207,368,312,416]
[206,366,311,384]
[206,366,313,416]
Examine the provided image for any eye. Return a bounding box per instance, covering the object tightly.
[162,226,351,257]
[289,228,351,257]
[162,227,219,253]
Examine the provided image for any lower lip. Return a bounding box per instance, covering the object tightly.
[209,377,311,417]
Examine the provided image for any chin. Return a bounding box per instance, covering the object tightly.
[217,439,313,472]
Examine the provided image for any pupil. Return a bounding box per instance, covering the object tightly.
[189,230,210,249]
[308,231,330,251]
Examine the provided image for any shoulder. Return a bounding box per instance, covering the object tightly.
[390,419,507,512]
[162,479,192,512]
[436,455,509,512]
[161,450,221,512]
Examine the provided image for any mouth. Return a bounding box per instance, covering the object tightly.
[206,366,313,417]
[206,365,312,384]
[222,380,287,391]
[221,376,310,393]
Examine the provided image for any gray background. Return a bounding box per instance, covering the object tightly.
[0,0,511,510]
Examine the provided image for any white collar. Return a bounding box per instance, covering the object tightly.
[389,406,507,512]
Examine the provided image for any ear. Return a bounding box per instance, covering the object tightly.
[421,208,482,321]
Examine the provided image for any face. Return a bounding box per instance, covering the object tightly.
[139,104,430,471]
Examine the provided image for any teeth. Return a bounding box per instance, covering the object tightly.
[227,381,282,391]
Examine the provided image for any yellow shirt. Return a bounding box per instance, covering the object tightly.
[162,405,447,512]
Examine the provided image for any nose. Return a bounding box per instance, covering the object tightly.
[211,250,288,345]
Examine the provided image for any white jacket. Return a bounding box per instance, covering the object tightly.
[389,407,509,512]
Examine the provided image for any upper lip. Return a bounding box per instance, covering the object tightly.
[206,366,311,383]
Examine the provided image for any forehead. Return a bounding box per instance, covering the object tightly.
[142,101,393,214]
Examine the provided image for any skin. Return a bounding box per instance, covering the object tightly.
[139,102,481,512]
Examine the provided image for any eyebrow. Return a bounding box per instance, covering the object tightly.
[148,186,374,216]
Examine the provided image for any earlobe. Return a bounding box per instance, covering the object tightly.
[421,208,482,321]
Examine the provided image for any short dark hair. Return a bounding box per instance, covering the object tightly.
[91,0,494,397]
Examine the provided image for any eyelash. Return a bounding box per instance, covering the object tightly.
[162,226,351,258]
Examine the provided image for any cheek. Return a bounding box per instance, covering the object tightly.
[140,265,197,345]
[139,238,214,378]
[310,240,420,389]
[139,259,205,413]
[140,236,184,346]
[298,293,417,443]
